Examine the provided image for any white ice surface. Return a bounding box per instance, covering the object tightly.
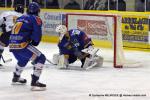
[0,42,150,100]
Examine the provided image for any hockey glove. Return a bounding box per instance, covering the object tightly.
[31,40,39,46]
[0,24,6,33]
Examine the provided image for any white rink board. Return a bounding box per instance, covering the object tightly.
[0,42,150,100]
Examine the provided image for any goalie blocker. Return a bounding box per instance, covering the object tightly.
[52,47,104,69]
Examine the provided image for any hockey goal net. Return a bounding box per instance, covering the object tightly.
[66,13,141,68]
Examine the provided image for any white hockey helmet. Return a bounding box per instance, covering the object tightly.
[55,25,67,34]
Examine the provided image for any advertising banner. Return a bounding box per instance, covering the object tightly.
[77,19,108,40]
[122,15,149,43]
[67,15,113,40]
[40,12,66,36]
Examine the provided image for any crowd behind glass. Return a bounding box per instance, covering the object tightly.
[0,0,150,12]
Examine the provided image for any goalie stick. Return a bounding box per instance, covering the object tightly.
[1,55,12,63]
[46,59,57,65]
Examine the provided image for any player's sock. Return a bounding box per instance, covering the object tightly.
[31,74,46,91]
[12,72,27,85]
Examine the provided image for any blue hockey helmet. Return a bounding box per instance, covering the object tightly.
[27,2,40,16]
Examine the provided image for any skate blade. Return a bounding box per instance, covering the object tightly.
[31,86,46,91]
[11,82,26,85]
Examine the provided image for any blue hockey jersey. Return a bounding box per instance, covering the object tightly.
[9,14,42,50]
[58,29,93,55]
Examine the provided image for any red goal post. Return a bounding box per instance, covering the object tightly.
[66,13,141,68]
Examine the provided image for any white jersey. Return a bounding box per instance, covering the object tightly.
[0,11,22,32]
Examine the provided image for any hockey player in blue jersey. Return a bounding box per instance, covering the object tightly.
[0,4,24,67]
[53,25,103,69]
[9,2,46,91]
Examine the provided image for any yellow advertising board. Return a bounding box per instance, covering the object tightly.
[122,15,150,49]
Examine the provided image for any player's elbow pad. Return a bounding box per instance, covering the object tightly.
[31,40,39,46]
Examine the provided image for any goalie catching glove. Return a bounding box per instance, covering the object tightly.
[82,46,97,55]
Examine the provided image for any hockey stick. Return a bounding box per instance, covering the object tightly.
[29,45,57,66]
[1,55,12,63]
[46,59,57,65]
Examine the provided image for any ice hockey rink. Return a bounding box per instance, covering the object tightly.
[0,42,150,100]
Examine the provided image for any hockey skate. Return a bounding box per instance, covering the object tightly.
[12,73,27,85]
[31,74,46,91]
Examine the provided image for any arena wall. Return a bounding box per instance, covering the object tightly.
[0,8,149,51]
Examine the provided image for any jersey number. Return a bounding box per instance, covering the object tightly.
[12,22,23,34]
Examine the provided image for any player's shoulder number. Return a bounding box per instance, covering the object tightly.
[12,22,23,34]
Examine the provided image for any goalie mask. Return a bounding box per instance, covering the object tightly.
[55,25,67,40]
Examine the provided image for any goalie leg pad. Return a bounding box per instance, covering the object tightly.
[57,55,69,69]
[82,56,104,69]
[82,57,91,69]
[52,53,60,65]
[82,57,98,69]
[94,56,104,67]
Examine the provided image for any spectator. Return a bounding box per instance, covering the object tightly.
[118,0,126,11]
[64,0,80,10]
[109,0,117,10]
[104,0,116,10]
[135,0,145,12]
[105,0,126,11]
[12,0,29,7]
[33,0,44,7]
[6,0,12,7]
[14,0,25,6]
[0,0,5,7]
[146,0,150,11]
[46,0,59,9]
[84,0,95,10]
[91,0,107,10]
